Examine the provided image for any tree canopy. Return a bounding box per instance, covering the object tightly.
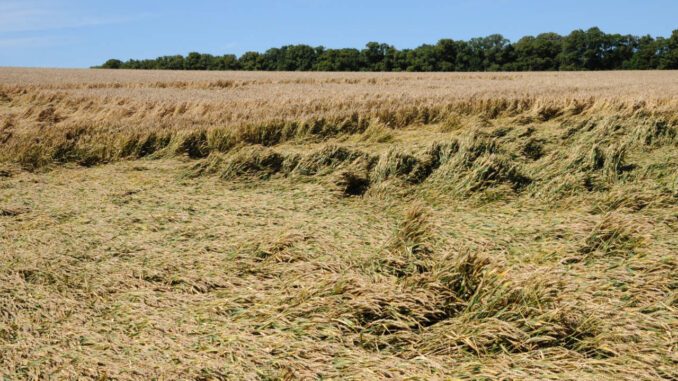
[96,28,678,71]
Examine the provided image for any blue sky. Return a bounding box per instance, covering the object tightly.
[1,0,677,68]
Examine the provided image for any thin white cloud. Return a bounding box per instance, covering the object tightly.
[0,36,70,48]
[0,0,149,33]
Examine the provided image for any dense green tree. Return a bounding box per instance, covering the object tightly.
[100,59,123,69]
[96,28,678,72]
[217,54,239,70]
[478,34,511,71]
[434,39,458,71]
[658,30,678,69]
[627,35,659,69]
[155,55,184,70]
[238,52,264,70]
[408,44,438,71]
[559,27,625,70]
[559,29,591,70]
[284,45,319,71]
[513,33,562,71]
[183,52,204,70]
[361,42,393,71]
[314,48,361,71]
[605,33,637,69]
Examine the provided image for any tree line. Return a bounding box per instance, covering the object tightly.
[97,27,678,71]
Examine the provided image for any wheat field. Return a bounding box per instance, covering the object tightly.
[1,68,677,380]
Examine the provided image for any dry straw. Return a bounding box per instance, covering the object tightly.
[1,68,677,379]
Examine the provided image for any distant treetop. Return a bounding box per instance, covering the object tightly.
[96,27,678,71]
